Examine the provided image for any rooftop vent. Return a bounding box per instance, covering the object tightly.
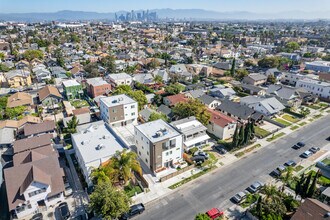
[95,144,105,150]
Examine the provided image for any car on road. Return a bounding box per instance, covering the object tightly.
[30,213,43,220]
[309,147,320,154]
[213,145,227,154]
[194,151,209,159]
[284,160,297,167]
[292,141,306,149]
[301,150,313,158]
[119,203,145,220]
[9,89,18,94]
[247,181,264,193]
[57,202,70,220]
[270,165,286,177]
[232,191,247,203]
[206,208,224,219]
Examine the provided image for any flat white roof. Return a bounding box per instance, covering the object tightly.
[62,79,80,87]
[108,73,132,80]
[100,94,136,107]
[135,119,180,143]
[72,121,126,164]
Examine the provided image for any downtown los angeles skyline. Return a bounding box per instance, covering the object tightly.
[1,0,330,13]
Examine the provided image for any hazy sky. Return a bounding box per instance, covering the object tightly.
[1,0,330,13]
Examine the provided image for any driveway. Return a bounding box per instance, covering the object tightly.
[135,115,330,220]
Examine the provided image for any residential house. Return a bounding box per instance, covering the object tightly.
[240,96,285,117]
[266,84,302,108]
[86,77,111,98]
[217,100,264,124]
[281,73,307,86]
[106,73,132,88]
[24,120,56,138]
[62,79,83,100]
[319,73,330,82]
[63,107,91,127]
[0,116,42,135]
[296,78,330,101]
[242,73,267,86]
[241,84,266,96]
[4,69,32,88]
[198,94,221,109]
[152,69,169,83]
[209,87,237,100]
[157,104,173,119]
[305,61,330,72]
[186,64,212,77]
[139,108,157,122]
[291,198,330,220]
[185,89,205,99]
[169,64,192,81]
[49,66,67,78]
[163,93,189,106]
[133,73,154,85]
[72,121,127,186]
[34,68,51,82]
[5,134,64,219]
[206,109,237,140]
[38,85,63,106]
[7,92,33,108]
[171,116,210,150]
[134,119,183,173]
[100,94,138,127]
[279,52,301,62]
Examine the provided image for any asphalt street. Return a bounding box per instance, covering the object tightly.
[136,115,330,220]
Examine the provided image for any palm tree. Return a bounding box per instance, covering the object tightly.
[281,166,294,192]
[109,150,142,185]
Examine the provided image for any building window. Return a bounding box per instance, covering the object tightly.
[131,105,135,108]
[145,158,148,163]
[131,112,135,116]
[147,151,149,155]
[28,188,47,197]
[139,151,141,156]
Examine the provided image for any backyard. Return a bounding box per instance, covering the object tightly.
[70,99,90,108]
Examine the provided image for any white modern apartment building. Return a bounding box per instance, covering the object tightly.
[72,121,127,186]
[296,78,330,100]
[100,94,138,127]
[134,119,183,173]
[106,73,132,88]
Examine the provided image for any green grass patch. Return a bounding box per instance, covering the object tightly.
[70,99,89,108]
[241,193,260,208]
[266,132,286,142]
[235,152,245,158]
[294,165,304,172]
[275,118,292,127]
[124,183,143,197]
[308,118,314,122]
[234,144,261,158]
[283,108,303,118]
[307,170,330,186]
[313,114,323,119]
[255,126,271,138]
[319,103,329,108]
[327,110,330,113]
[282,114,300,123]
[308,105,321,110]
[169,166,216,189]
[298,122,307,126]
[322,158,330,166]
[290,125,299,131]
[201,152,218,167]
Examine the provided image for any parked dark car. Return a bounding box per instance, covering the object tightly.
[119,203,145,220]
[193,155,205,165]
[270,165,286,177]
[309,147,320,154]
[214,145,227,154]
[57,202,70,220]
[194,151,209,159]
[292,142,305,149]
[284,160,297,167]
[30,213,43,220]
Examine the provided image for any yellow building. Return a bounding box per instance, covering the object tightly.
[4,69,32,88]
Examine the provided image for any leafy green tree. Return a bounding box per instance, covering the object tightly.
[108,150,142,185]
[149,112,168,122]
[235,68,249,80]
[299,107,311,118]
[89,181,131,219]
[281,166,293,192]
[164,83,185,95]
[172,99,211,126]
[232,126,240,149]
[195,213,211,220]
[230,58,236,76]
[238,125,245,146]
[54,48,65,67]
[153,94,163,106]
[127,90,147,110]
[267,75,276,84]
[0,63,10,72]
[301,172,313,198]
[0,52,5,60]
[285,41,300,52]
[5,106,26,119]
[112,85,132,95]
[258,57,279,68]
[23,49,44,61]
[322,54,330,61]
[84,62,100,78]
[295,173,305,199]
[153,75,163,84]
[307,170,319,198]
[65,115,79,134]
[100,55,116,73]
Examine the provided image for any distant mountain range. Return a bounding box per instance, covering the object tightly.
[1,9,330,22]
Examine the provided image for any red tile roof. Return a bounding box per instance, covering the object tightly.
[165,94,189,106]
[208,108,236,128]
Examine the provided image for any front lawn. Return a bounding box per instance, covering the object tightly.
[299,122,307,126]
[308,105,321,110]
[322,158,330,166]
[266,132,285,142]
[308,170,330,187]
[313,114,323,119]
[241,193,260,208]
[124,183,143,197]
[290,125,299,131]
[70,99,89,108]
[282,114,299,123]
[255,126,271,138]
[294,165,304,172]
[274,118,292,127]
